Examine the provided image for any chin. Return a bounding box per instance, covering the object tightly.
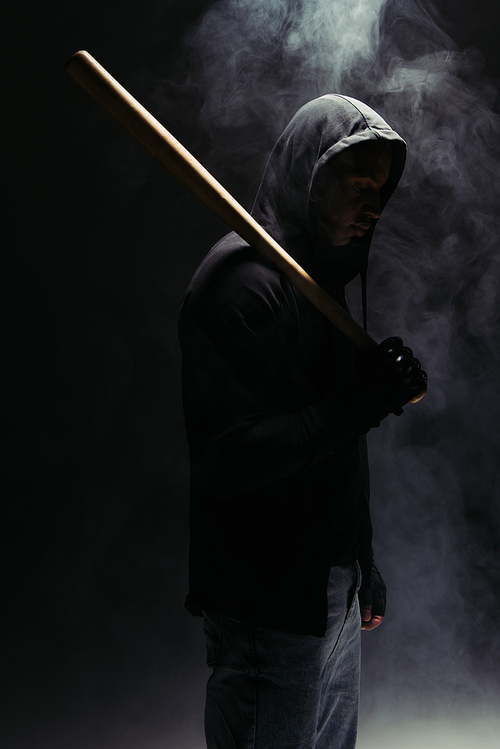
[321,230,344,246]
[332,235,351,247]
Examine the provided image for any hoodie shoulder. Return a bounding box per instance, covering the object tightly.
[179,232,292,339]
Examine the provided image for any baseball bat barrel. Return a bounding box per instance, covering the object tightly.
[65,50,377,351]
[65,50,426,401]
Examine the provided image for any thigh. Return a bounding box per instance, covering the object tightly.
[203,611,258,749]
[202,566,360,749]
[252,566,360,749]
[204,611,323,749]
[315,564,361,749]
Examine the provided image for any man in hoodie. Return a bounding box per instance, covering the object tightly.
[179,95,426,749]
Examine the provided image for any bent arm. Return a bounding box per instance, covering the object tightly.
[194,390,373,499]
[179,259,376,499]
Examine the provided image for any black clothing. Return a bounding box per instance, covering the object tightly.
[179,95,406,637]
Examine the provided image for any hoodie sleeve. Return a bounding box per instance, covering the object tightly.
[179,256,374,500]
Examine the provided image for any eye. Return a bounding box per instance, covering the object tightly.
[353,183,366,192]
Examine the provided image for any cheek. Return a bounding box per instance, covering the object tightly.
[333,197,357,224]
[316,183,359,229]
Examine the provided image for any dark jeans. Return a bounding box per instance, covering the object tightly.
[203,563,361,749]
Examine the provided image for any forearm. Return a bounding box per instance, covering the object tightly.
[194,388,377,499]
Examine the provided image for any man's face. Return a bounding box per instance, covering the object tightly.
[315,141,392,247]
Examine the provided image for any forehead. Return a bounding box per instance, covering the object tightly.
[329,140,392,184]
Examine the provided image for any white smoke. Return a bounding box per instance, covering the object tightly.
[184,0,387,127]
[168,0,500,725]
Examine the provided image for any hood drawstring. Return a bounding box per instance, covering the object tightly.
[361,267,368,332]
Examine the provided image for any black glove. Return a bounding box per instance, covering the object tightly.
[352,336,427,425]
[358,564,387,618]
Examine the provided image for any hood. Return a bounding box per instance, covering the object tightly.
[251,94,406,296]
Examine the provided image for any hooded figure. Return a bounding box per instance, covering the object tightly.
[179,95,424,749]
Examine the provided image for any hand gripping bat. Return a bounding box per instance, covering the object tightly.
[65,50,426,403]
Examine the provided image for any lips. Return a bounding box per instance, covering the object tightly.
[351,223,371,237]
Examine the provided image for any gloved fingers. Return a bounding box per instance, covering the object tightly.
[380,345,413,366]
[379,336,403,350]
[376,338,426,393]
[395,358,427,390]
[378,342,413,368]
[385,346,415,363]
[369,565,387,618]
[401,345,415,358]
[395,357,424,389]
[354,336,427,414]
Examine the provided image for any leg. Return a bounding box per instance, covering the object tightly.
[315,566,361,749]
[203,611,258,749]
[203,565,360,749]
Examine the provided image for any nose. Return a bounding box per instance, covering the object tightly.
[363,190,382,219]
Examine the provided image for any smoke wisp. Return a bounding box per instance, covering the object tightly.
[164,0,500,725]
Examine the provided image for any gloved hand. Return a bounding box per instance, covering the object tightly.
[352,336,427,425]
[358,564,387,630]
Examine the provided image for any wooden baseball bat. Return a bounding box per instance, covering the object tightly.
[65,50,426,401]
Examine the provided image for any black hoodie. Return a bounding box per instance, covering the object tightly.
[179,95,406,636]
